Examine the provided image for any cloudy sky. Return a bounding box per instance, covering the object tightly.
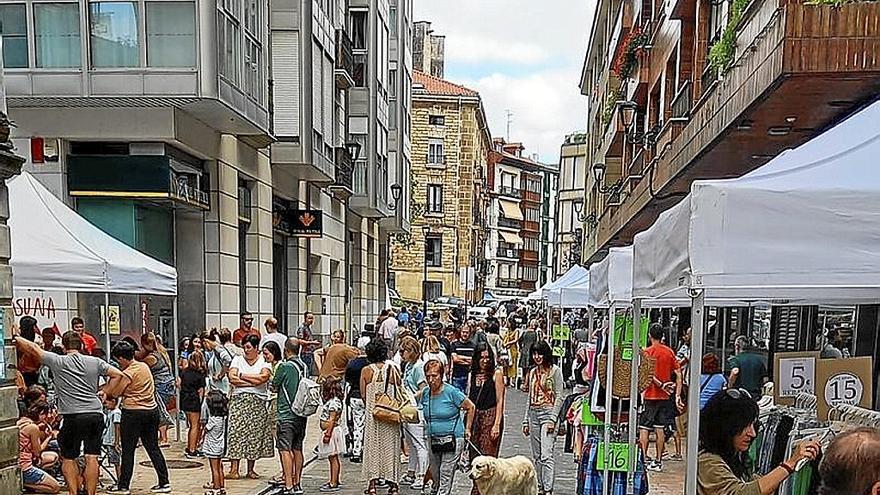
[413,1,593,164]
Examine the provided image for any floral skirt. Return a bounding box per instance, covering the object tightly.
[226,393,274,460]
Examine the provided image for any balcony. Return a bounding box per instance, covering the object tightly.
[520,280,537,291]
[335,30,355,89]
[350,160,391,218]
[498,186,521,198]
[521,190,541,203]
[497,278,520,289]
[329,147,354,198]
[593,0,880,255]
[523,220,540,232]
[426,154,447,167]
[520,250,539,263]
[496,247,520,259]
[497,217,522,230]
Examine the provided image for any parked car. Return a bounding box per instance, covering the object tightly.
[431,296,465,309]
[468,299,499,319]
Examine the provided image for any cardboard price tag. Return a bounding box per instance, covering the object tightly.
[774,352,818,405]
[552,324,571,341]
[597,442,631,472]
[816,356,873,420]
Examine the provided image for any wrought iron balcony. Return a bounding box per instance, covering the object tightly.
[499,186,521,198]
[497,217,522,229]
[329,147,354,197]
[335,30,355,89]
[496,247,520,259]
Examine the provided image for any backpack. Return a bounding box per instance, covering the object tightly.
[286,360,321,417]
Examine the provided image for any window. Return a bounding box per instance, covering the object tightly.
[146,2,195,67]
[425,235,442,267]
[90,2,139,68]
[525,207,539,222]
[350,10,366,50]
[427,184,443,214]
[424,281,442,301]
[524,236,538,252]
[389,5,397,38]
[0,4,27,68]
[501,172,516,189]
[35,3,82,68]
[218,2,240,83]
[427,139,444,165]
[428,115,445,126]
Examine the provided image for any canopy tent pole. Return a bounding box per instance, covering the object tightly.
[626,298,642,494]
[104,293,111,359]
[601,302,617,495]
[685,290,705,494]
[173,296,181,442]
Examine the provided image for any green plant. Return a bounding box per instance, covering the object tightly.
[613,31,650,80]
[601,87,624,129]
[707,0,752,73]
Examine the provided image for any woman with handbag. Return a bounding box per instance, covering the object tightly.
[360,340,403,495]
[399,336,429,491]
[419,359,475,495]
[522,341,563,495]
[226,334,274,480]
[468,343,506,495]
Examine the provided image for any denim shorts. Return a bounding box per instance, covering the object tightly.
[22,466,49,485]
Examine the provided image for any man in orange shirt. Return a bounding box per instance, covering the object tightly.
[638,323,683,472]
[71,317,98,356]
[232,312,259,346]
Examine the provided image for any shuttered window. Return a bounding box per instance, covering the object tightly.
[271,32,300,137]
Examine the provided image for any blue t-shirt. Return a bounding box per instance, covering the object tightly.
[404,359,426,396]
[700,373,726,409]
[420,384,467,438]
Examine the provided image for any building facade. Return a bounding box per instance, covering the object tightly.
[413,21,444,78]
[485,139,557,298]
[578,0,880,261]
[390,70,490,305]
[0,0,412,349]
[554,132,588,276]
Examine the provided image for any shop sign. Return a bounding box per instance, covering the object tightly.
[290,209,323,237]
[597,442,631,472]
[100,305,121,335]
[816,356,873,420]
[773,351,818,405]
[272,197,294,235]
[12,289,71,332]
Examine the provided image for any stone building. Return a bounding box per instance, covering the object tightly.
[413,21,445,79]
[390,71,490,305]
[555,132,588,276]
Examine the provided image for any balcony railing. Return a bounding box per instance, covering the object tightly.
[521,190,541,203]
[523,220,540,232]
[426,154,447,166]
[335,30,355,89]
[671,80,693,120]
[498,217,522,229]
[520,249,539,262]
[496,247,520,259]
[331,146,354,194]
[497,278,520,289]
[499,186,521,198]
[520,280,536,291]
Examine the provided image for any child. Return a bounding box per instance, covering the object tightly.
[317,379,345,492]
[102,396,122,482]
[201,391,228,495]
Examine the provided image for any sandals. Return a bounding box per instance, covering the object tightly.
[246,471,260,480]
[224,472,240,480]
[204,489,226,495]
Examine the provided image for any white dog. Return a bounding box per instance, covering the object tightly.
[468,455,538,495]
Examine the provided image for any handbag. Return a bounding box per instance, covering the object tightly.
[596,325,656,398]
[372,365,405,424]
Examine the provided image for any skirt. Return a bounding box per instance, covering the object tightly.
[226,392,274,461]
[316,427,346,459]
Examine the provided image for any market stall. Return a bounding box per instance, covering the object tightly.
[631,100,880,493]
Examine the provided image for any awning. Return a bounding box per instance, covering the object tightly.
[499,231,523,245]
[499,199,523,220]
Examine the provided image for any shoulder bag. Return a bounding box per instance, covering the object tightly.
[426,389,460,454]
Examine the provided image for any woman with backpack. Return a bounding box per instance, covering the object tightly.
[226,334,273,480]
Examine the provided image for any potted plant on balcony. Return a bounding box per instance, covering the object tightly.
[612,28,650,80]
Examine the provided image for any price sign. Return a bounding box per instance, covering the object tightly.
[552,346,566,358]
[621,348,634,361]
[552,325,571,341]
[597,442,631,472]
[580,397,603,426]
[773,352,818,406]
[816,356,873,420]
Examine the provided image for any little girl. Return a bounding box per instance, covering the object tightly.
[201,391,228,495]
[317,379,345,492]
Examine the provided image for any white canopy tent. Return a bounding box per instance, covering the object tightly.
[540,264,590,307]
[630,100,880,493]
[9,172,178,295]
[587,246,632,308]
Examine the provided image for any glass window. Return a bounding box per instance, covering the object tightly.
[428,139,444,165]
[389,6,397,38]
[90,2,139,68]
[0,4,28,68]
[425,236,442,267]
[35,3,82,68]
[350,10,366,50]
[425,281,442,300]
[428,115,445,126]
[146,2,195,67]
[427,184,442,214]
[244,0,258,35]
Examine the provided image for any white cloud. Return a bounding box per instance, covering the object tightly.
[414,0,593,162]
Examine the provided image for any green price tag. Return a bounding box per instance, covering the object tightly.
[552,324,571,341]
[580,397,603,426]
[597,442,631,472]
[614,316,649,348]
[621,348,634,361]
[552,346,565,358]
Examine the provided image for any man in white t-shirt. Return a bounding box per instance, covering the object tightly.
[379,310,399,353]
[259,317,288,352]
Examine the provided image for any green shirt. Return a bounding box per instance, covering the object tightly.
[729,351,767,397]
[273,358,303,421]
[698,452,760,495]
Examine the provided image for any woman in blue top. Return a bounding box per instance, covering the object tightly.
[699,353,727,410]
[419,359,475,495]
[400,336,429,490]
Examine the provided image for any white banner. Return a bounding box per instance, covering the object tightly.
[12,289,71,332]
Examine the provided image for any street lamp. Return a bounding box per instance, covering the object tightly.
[573,199,588,222]
[592,162,616,194]
[388,182,403,210]
[422,224,431,317]
[345,141,362,162]
[616,100,643,145]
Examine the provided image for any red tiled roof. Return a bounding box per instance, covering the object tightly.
[414,71,479,97]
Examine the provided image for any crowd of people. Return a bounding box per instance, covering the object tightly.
[11,301,880,495]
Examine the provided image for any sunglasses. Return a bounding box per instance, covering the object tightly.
[725,388,752,400]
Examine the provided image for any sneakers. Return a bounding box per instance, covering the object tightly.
[350,456,362,463]
[151,484,173,493]
[184,449,199,459]
[319,483,341,492]
[411,480,425,491]
[646,460,663,472]
[289,484,304,495]
[400,474,415,486]
[107,487,131,495]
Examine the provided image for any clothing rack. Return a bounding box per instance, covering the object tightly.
[794,392,818,410]
[829,403,880,427]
